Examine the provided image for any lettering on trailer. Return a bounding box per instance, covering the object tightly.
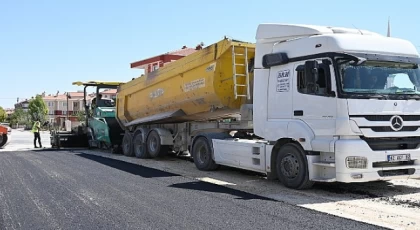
[184,78,206,92]
[149,88,164,99]
[276,69,290,92]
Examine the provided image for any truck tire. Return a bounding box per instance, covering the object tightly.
[146,130,169,158]
[122,132,134,156]
[275,143,314,190]
[192,137,219,171]
[0,134,7,148]
[133,131,149,158]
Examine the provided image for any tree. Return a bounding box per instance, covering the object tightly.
[75,110,86,122]
[28,95,48,123]
[7,108,30,127]
[0,106,6,122]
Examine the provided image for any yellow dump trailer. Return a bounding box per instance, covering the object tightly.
[117,38,255,127]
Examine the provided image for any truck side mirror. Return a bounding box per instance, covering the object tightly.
[305,61,319,92]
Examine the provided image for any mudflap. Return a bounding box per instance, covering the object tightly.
[104,117,124,147]
[89,117,124,150]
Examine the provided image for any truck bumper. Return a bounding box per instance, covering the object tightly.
[334,139,420,183]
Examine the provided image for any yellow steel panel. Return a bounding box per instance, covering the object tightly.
[117,38,256,126]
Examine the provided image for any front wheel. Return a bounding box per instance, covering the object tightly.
[276,143,314,190]
[192,137,219,171]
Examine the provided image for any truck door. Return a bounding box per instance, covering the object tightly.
[292,59,337,137]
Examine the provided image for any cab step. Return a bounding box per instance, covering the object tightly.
[312,162,336,168]
[311,178,337,182]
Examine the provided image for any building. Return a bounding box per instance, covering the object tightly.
[130,43,203,75]
[42,91,93,127]
[100,89,117,100]
[5,108,14,116]
[41,89,117,128]
[386,74,396,88]
[14,99,30,112]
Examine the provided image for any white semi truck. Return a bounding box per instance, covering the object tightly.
[117,23,420,189]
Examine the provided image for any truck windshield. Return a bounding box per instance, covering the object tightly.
[338,60,420,99]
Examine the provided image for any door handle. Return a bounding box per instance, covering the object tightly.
[294,110,303,116]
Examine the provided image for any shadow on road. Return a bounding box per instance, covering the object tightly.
[73,151,420,207]
[75,152,277,201]
[169,181,277,201]
[76,153,180,178]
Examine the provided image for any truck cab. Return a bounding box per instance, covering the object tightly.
[253,24,420,186]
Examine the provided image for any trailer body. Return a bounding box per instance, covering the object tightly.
[117,39,255,126]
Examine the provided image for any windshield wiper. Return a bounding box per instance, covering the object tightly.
[395,90,417,94]
[348,90,389,99]
[402,94,420,100]
[388,94,420,100]
[368,94,388,99]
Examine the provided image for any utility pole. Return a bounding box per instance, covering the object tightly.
[66,92,71,120]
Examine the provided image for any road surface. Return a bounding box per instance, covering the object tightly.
[0,130,384,230]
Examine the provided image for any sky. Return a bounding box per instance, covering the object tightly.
[1,0,419,108]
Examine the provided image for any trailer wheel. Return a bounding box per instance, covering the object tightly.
[146,130,169,158]
[192,137,218,171]
[275,143,314,190]
[133,131,149,159]
[0,134,7,148]
[122,132,134,156]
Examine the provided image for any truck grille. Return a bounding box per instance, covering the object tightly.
[350,115,420,133]
[372,160,415,168]
[361,136,420,151]
[377,168,415,177]
[366,126,418,132]
[351,115,420,121]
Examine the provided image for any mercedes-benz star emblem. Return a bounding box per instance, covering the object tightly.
[390,115,404,131]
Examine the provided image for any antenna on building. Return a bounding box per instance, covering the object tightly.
[387,17,391,37]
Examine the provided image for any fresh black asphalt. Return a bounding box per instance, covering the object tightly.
[0,150,387,230]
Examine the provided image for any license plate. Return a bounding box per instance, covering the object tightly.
[387,154,411,162]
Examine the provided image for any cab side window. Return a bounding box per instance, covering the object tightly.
[296,63,330,96]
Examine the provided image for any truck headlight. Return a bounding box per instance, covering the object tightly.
[346,156,367,169]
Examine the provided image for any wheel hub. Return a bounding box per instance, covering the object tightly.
[134,135,144,154]
[149,136,158,152]
[198,146,208,164]
[123,136,130,152]
[280,154,299,179]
